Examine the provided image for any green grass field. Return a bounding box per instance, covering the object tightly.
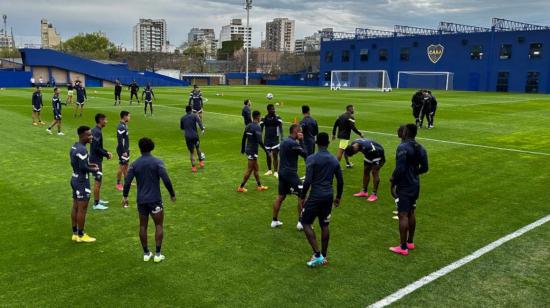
[0,86,549,307]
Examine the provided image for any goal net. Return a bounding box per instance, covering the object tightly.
[330,70,391,91]
[397,71,454,91]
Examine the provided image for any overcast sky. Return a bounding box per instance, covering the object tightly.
[2,0,550,49]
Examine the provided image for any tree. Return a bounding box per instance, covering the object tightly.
[62,32,117,59]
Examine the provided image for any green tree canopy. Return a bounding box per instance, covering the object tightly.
[62,32,117,59]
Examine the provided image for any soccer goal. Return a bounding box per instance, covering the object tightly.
[330,70,392,91]
[397,71,454,91]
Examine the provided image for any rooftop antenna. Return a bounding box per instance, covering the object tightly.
[244,0,252,86]
[2,15,6,36]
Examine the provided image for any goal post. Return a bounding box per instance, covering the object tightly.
[330,70,392,91]
[397,71,454,91]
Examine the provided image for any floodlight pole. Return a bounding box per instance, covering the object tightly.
[245,0,252,86]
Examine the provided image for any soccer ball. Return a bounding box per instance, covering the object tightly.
[266,93,274,100]
[200,152,206,160]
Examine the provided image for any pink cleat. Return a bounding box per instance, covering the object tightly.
[389,246,409,256]
[353,191,369,197]
[367,194,378,202]
[407,243,415,250]
[191,166,197,173]
[116,184,123,191]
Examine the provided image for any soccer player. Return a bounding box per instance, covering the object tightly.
[188,85,204,121]
[70,126,100,243]
[31,86,45,126]
[426,90,438,129]
[411,90,424,127]
[142,84,155,116]
[271,124,308,230]
[300,105,319,157]
[332,104,363,168]
[114,80,122,106]
[389,124,429,256]
[300,132,343,267]
[122,137,176,263]
[180,105,205,172]
[345,138,385,202]
[46,87,65,136]
[419,91,433,129]
[90,113,113,210]
[260,104,283,178]
[66,82,74,106]
[116,111,131,192]
[238,110,269,192]
[129,80,140,104]
[74,82,87,117]
[242,99,252,126]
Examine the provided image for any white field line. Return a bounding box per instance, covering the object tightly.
[2,101,550,156]
[368,214,550,308]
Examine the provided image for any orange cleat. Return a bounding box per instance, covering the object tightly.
[256,185,269,191]
[237,187,248,193]
[199,161,204,168]
[191,166,197,173]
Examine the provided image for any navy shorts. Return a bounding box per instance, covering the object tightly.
[32,106,41,112]
[264,141,280,153]
[71,178,91,201]
[278,173,302,196]
[54,114,62,121]
[138,201,164,216]
[396,190,419,213]
[245,150,258,161]
[117,150,130,165]
[91,163,103,182]
[301,197,333,226]
[364,150,385,167]
[76,100,85,106]
[185,138,199,153]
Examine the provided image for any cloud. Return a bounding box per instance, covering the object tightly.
[3,0,550,48]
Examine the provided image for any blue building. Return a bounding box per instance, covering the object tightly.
[320,18,550,93]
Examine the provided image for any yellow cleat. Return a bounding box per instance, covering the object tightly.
[77,233,96,243]
[71,234,78,241]
[256,186,269,191]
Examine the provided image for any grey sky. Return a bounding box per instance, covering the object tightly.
[2,0,550,49]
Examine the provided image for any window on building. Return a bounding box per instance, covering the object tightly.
[471,45,483,60]
[379,49,389,61]
[529,43,543,59]
[325,51,333,63]
[499,44,512,60]
[342,50,350,62]
[400,48,410,61]
[496,72,510,92]
[360,49,369,61]
[525,72,540,93]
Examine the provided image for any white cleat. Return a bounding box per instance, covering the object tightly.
[271,220,283,228]
[296,221,304,231]
[46,129,52,134]
[264,170,273,176]
[57,132,65,136]
[143,252,153,262]
[273,172,279,179]
[154,254,165,263]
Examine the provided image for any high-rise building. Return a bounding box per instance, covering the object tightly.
[219,19,252,49]
[294,39,305,54]
[133,19,168,52]
[40,19,61,49]
[187,28,218,58]
[295,31,322,54]
[265,18,295,52]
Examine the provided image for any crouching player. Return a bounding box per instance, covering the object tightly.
[300,133,343,267]
[345,138,385,202]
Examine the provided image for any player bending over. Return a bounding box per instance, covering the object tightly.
[46,87,65,136]
[31,86,45,126]
[300,132,343,267]
[238,110,269,192]
[116,111,131,192]
[90,113,113,210]
[123,137,176,263]
[332,104,363,168]
[411,90,424,127]
[74,82,87,117]
[142,84,155,116]
[389,124,429,256]
[70,126,100,242]
[188,85,204,121]
[260,104,283,178]
[271,124,308,230]
[345,138,385,202]
[180,105,205,172]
